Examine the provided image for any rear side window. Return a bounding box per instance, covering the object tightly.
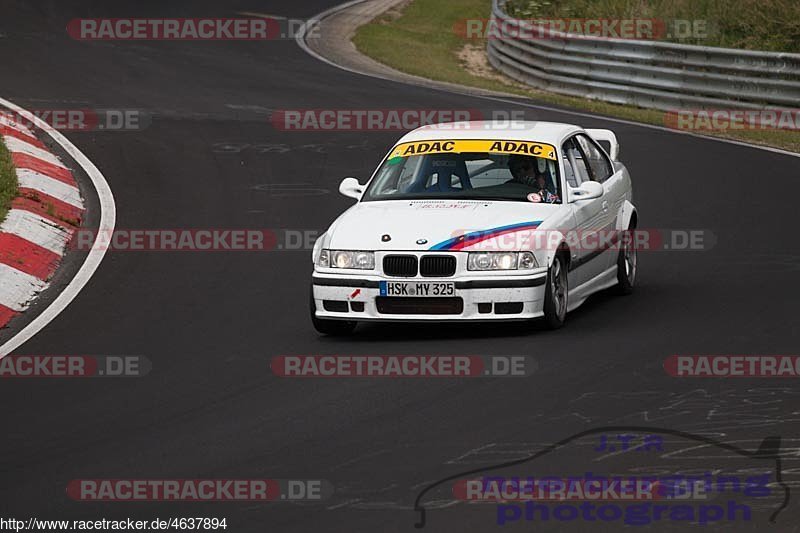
[575,134,613,182]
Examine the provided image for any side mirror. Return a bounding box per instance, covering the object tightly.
[339,177,364,200]
[569,180,603,202]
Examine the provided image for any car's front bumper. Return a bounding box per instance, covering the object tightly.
[311,270,548,322]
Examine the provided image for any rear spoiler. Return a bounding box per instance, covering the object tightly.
[585,129,619,161]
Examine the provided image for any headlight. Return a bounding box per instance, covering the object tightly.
[468,252,517,270]
[320,250,375,269]
[467,252,538,270]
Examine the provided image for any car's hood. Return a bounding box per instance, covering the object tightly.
[327,199,561,251]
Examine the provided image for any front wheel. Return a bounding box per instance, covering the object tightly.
[309,288,357,335]
[542,253,568,329]
[616,225,637,295]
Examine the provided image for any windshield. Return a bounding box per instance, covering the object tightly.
[362,139,561,203]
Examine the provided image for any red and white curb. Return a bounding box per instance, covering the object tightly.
[0,117,85,327]
[0,98,116,356]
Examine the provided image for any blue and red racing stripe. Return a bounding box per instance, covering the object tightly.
[429,221,543,251]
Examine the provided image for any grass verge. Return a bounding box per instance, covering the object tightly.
[0,136,18,223]
[506,0,800,52]
[352,0,799,154]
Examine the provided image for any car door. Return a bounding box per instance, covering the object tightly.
[574,133,622,272]
[562,137,610,286]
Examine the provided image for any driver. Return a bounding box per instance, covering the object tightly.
[508,154,559,203]
[507,154,537,186]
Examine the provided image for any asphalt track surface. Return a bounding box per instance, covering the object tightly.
[1,1,799,532]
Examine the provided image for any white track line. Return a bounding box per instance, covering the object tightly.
[17,168,84,208]
[0,209,71,255]
[0,96,116,357]
[236,11,287,20]
[296,0,800,159]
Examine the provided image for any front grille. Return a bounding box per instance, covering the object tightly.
[383,255,418,277]
[420,255,456,277]
[376,297,463,315]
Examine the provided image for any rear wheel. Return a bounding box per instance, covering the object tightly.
[309,287,357,335]
[616,224,637,295]
[542,253,568,329]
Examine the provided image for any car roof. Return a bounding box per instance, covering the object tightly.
[396,121,583,146]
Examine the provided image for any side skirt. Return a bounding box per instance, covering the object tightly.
[566,266,618,313]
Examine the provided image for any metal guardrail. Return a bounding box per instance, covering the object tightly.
[487,0,800,111]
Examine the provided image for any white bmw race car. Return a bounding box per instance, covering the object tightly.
[310,121,637,334]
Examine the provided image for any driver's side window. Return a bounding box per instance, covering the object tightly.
[562,137,592,186]
[575,134,613,183]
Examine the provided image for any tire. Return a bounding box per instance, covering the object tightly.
[542,252,568,329]
[615,224,637,295]
[309,287,357,335]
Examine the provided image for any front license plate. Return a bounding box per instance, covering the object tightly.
[379,281,455,297]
